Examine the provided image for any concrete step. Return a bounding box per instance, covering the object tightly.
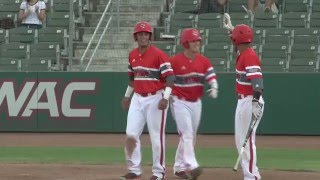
[78,26,134,34]
[75,48,129,58]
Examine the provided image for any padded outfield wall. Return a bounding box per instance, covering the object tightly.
[0,72,318,135]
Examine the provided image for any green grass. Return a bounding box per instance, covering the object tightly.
[0,147,319,172]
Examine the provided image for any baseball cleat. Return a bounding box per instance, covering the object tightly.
[189,167,203,180]
[174,171,191,179]
[120,172,141,180]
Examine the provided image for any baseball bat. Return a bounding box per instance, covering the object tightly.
[233,115,259,171]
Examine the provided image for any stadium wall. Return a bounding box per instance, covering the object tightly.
[0,72,318,135]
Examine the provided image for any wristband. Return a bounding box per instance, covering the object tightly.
[163,87,172,100]
[124,86,134,97]
[209,79,218,89]
[253,91,261,102]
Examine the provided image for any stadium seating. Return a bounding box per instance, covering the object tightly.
[227,0,247,12]
[22,57,52,71]
[0,42,27,58]
[46,12,70,28]
[264,28,291,46]
[0,58,21,71]
[9,27,35,43]
[151,42,174,56]
[309,13,320,28]
[253,13,279,28]
[280,12,307,28]
[197,13,222,29]
[292,28,319,45]
[166,13,195,34]
[206,28,230,44]
[260,43,288,72]
[228,12,251,26]
[203,43,230,72]
[288,44,319,72]
[282,0,310,13]
[172,0,199,14]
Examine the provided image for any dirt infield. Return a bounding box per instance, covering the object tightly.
[0,133,319,180]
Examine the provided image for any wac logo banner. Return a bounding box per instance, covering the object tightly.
[0,79,99,120]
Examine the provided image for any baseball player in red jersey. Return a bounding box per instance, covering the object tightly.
[170,28,218,179]
[231,24,265,180]
[120,21,174,180]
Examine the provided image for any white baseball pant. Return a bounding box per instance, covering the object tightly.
[170,96,202,172]
[125,91,167,178]
[235,95,264,180]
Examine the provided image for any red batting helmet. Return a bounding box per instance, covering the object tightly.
[133,21,152,41]
[231,24,253,45]
[181,28,202,49]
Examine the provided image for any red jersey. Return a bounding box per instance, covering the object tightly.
[236,48,263,95]
[170,53,217,100]
[128,45,174,94]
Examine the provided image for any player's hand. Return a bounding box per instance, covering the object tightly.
[207,88,218,99]
[169,96,174,104]
[223,13,234,31]
[252,101,263,118]
[121,97,131,110]
[158,98,168,110]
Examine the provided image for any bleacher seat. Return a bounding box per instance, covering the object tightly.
[52,0,70,12]
[292,28,319,45]
[0,43,27,58]
[253,13,279,28]
[151,42,174,56]
[309,13,320,28]
[38,27,66,47]
[0,28,6,43]
[197,13,222,29]
[253,29,263,45]
[22,57,52,71]
[289,44,319,72]
[203,43,230,72]
[0,1,20,13]
[167,13,195,34]
[173,0,199,14]
[229,12,251,26]
[260,44,288,72]
[172,44,184,55]
[46,12,69,28]
[206,28,230,44]
[0,58,21,71]
[264,28,291,46]
[282,0,309,13]
[280,12,307,28]
[9,27,35,43]
[312,0,320,13]
[227,0,247,12]
[30,43,60,64]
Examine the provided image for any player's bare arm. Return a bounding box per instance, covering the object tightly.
[122,80,134,110]
[158,75,174,110]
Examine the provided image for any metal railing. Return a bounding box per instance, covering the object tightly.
[80,0,120,71]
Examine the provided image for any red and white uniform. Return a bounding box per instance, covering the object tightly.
[125,45,173,178]
[170,53,217,172]
[235,48,264,180]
